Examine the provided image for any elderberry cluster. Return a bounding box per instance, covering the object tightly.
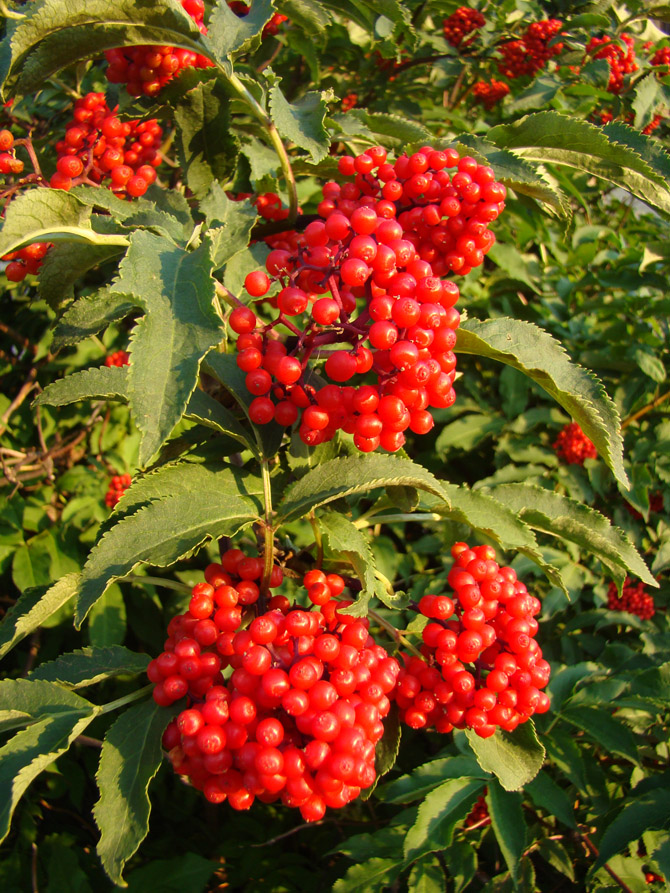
[104,473,132,508]
[105,0,212,97]
[149,551,400,821]
[51,93,162,196]
[553,422,597,466]
[465,791,491,828]
[2,242,50,282]
[498,19,564,79]
[104,350,130,368]
[586,34,637,93]
[473,79,510,109]
[394,543,551,738]
[442,7,485,50]
[607,578,655,620]
[233,146,506,453]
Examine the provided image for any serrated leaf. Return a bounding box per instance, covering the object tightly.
[183,388,253,450]
[525,770,577,829]
[0,574,79,660]
[593,791,670,873]
[487,111,670,216]
[536,839,575,881]
[560,705,639,763]
[406,857,447,893]
[489,483,656,590]
[456,318,627,488]
[75,463,262,626]
[632,74,663,131]
[487,780,526,887]
[403,777,485,861]
[269,82,331,163]
[0,0,207,98]
[277,454,451,523]
[0,188,126,258]
[88,584,127,647]
[174,79,239,200]
[445,840,477,893]
[200,182,257,269]
[52,289,138,350]
[34,366,128,408]
[38,242,124,311]
[276,0,332,34]
[319,511,377,615]
[377,755,487,804]
[111,231,223,466]
[94,699,176,885]
[374,702,400,782]
[207,0,277,63]
[466,721,545,791]
[28,646,149,689]
[0,680,100,844]
[332,857,404,893]
[357,110,432,145]
[72,184,194,243]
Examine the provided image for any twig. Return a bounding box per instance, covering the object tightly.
[0,368,37,435]
[31,843,39,893]
[621,389,670,429]
[580,831,635,893]
[248,819,329,846]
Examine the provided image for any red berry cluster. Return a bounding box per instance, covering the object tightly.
[553,422,597,465]
[394,542,550,739]
[442,7,485,49]
[51,93,161,196]
[651,46,670,69]
[646,873,665,885]
[104,473,132,508]
[2,242,50,282]
[465,791,491,828]
[586,34,637,94]
[341,93,359,112]
[233,146,506,453]
[0,128,24,175]
[228,3,288,37]
[473,79,510,109]
[105,0,213,97]
[498,19,563,79]
[626,491,665,520]
[607,578,655,620]
[104,350,130,367]
[642,114,664,135]
[149,551,400,820]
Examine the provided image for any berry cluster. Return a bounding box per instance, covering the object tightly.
[607,578,655,620]
[104,350,130,368]
[586,34,637,93]
[228,3,288,37]
[0,128,24,175]
[104,473,132,508]
[2,242,50,282]
[149,551,400,820]
[473,79,510,109]
[105,0,212,97]
[553,422,597,465]
[465,791,491,828]
[51,93,162,196]
[442,7,485,50]
[498,19,563,79]
[341,93,359,112]
[234,146,506,453]
[646,873,665,886]
[394,543,550,739]
[651,46,670,69]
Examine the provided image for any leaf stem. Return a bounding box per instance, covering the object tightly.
[621,389,670,429]
[368,606,423,659]
[100,683,154,716]
[259,458,275,597]
[354,512,442,528]
[120,574,192,594]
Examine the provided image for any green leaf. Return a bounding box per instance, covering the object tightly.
[632,74,663,131]
[560,705,639,763]
[487,780,526,886]
[0,188,126,258]
[0,680,100,845]
[111,231,223,466]
[0,0,207,98]
[38,243,124,311]
[455,317,627,488]
[94,699,176,885]
[276,454,451,523]
[466,721,545,791]
[406,857,447,893]
[183,388,253,450]
[207,0,277,63]
[377,755,487,804]
[0,574,79,660]
[269,82,331,163]
[487,111,670,216]
[51,289,137,350]
[403,777,485,861]
[75,463,262,626]
[594,790,670,872]
[536,839,575,881]
[72,184,194,243]
[444,841,477,893]
[276,0,332,34]
[355,109,432,145]
[87,584,127,647]
[200,182,257,269]
[173,79,239,200]
[332,857,404,893]
[525,770,577,829]
[34,366,128,407]
[374,702,401,784]
[319,511,377,615]
[124,854,217,893]
[28,646,149,689]
[489,484,656,591]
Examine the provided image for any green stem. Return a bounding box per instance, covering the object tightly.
[259,458,275,597]
[121,574,192,594]
[309,511,323,567]
[100,683,154,715]
[354,512,442,529]
[368,607,423,659]
[219,67,298,224]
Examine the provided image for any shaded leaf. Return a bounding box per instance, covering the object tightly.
[200,182,257,269]
[0,574,79,660]
[466,721,545,791]
[319,511,377,615]
[207,0,277,63]
[377,755,488,804]
[34,366,128,407]
[404,777,485,861]
[487,780,526,886]
[269,82,331,163]
[52,289,137,350]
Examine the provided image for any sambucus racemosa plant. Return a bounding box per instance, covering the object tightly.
[0,1,669,890]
